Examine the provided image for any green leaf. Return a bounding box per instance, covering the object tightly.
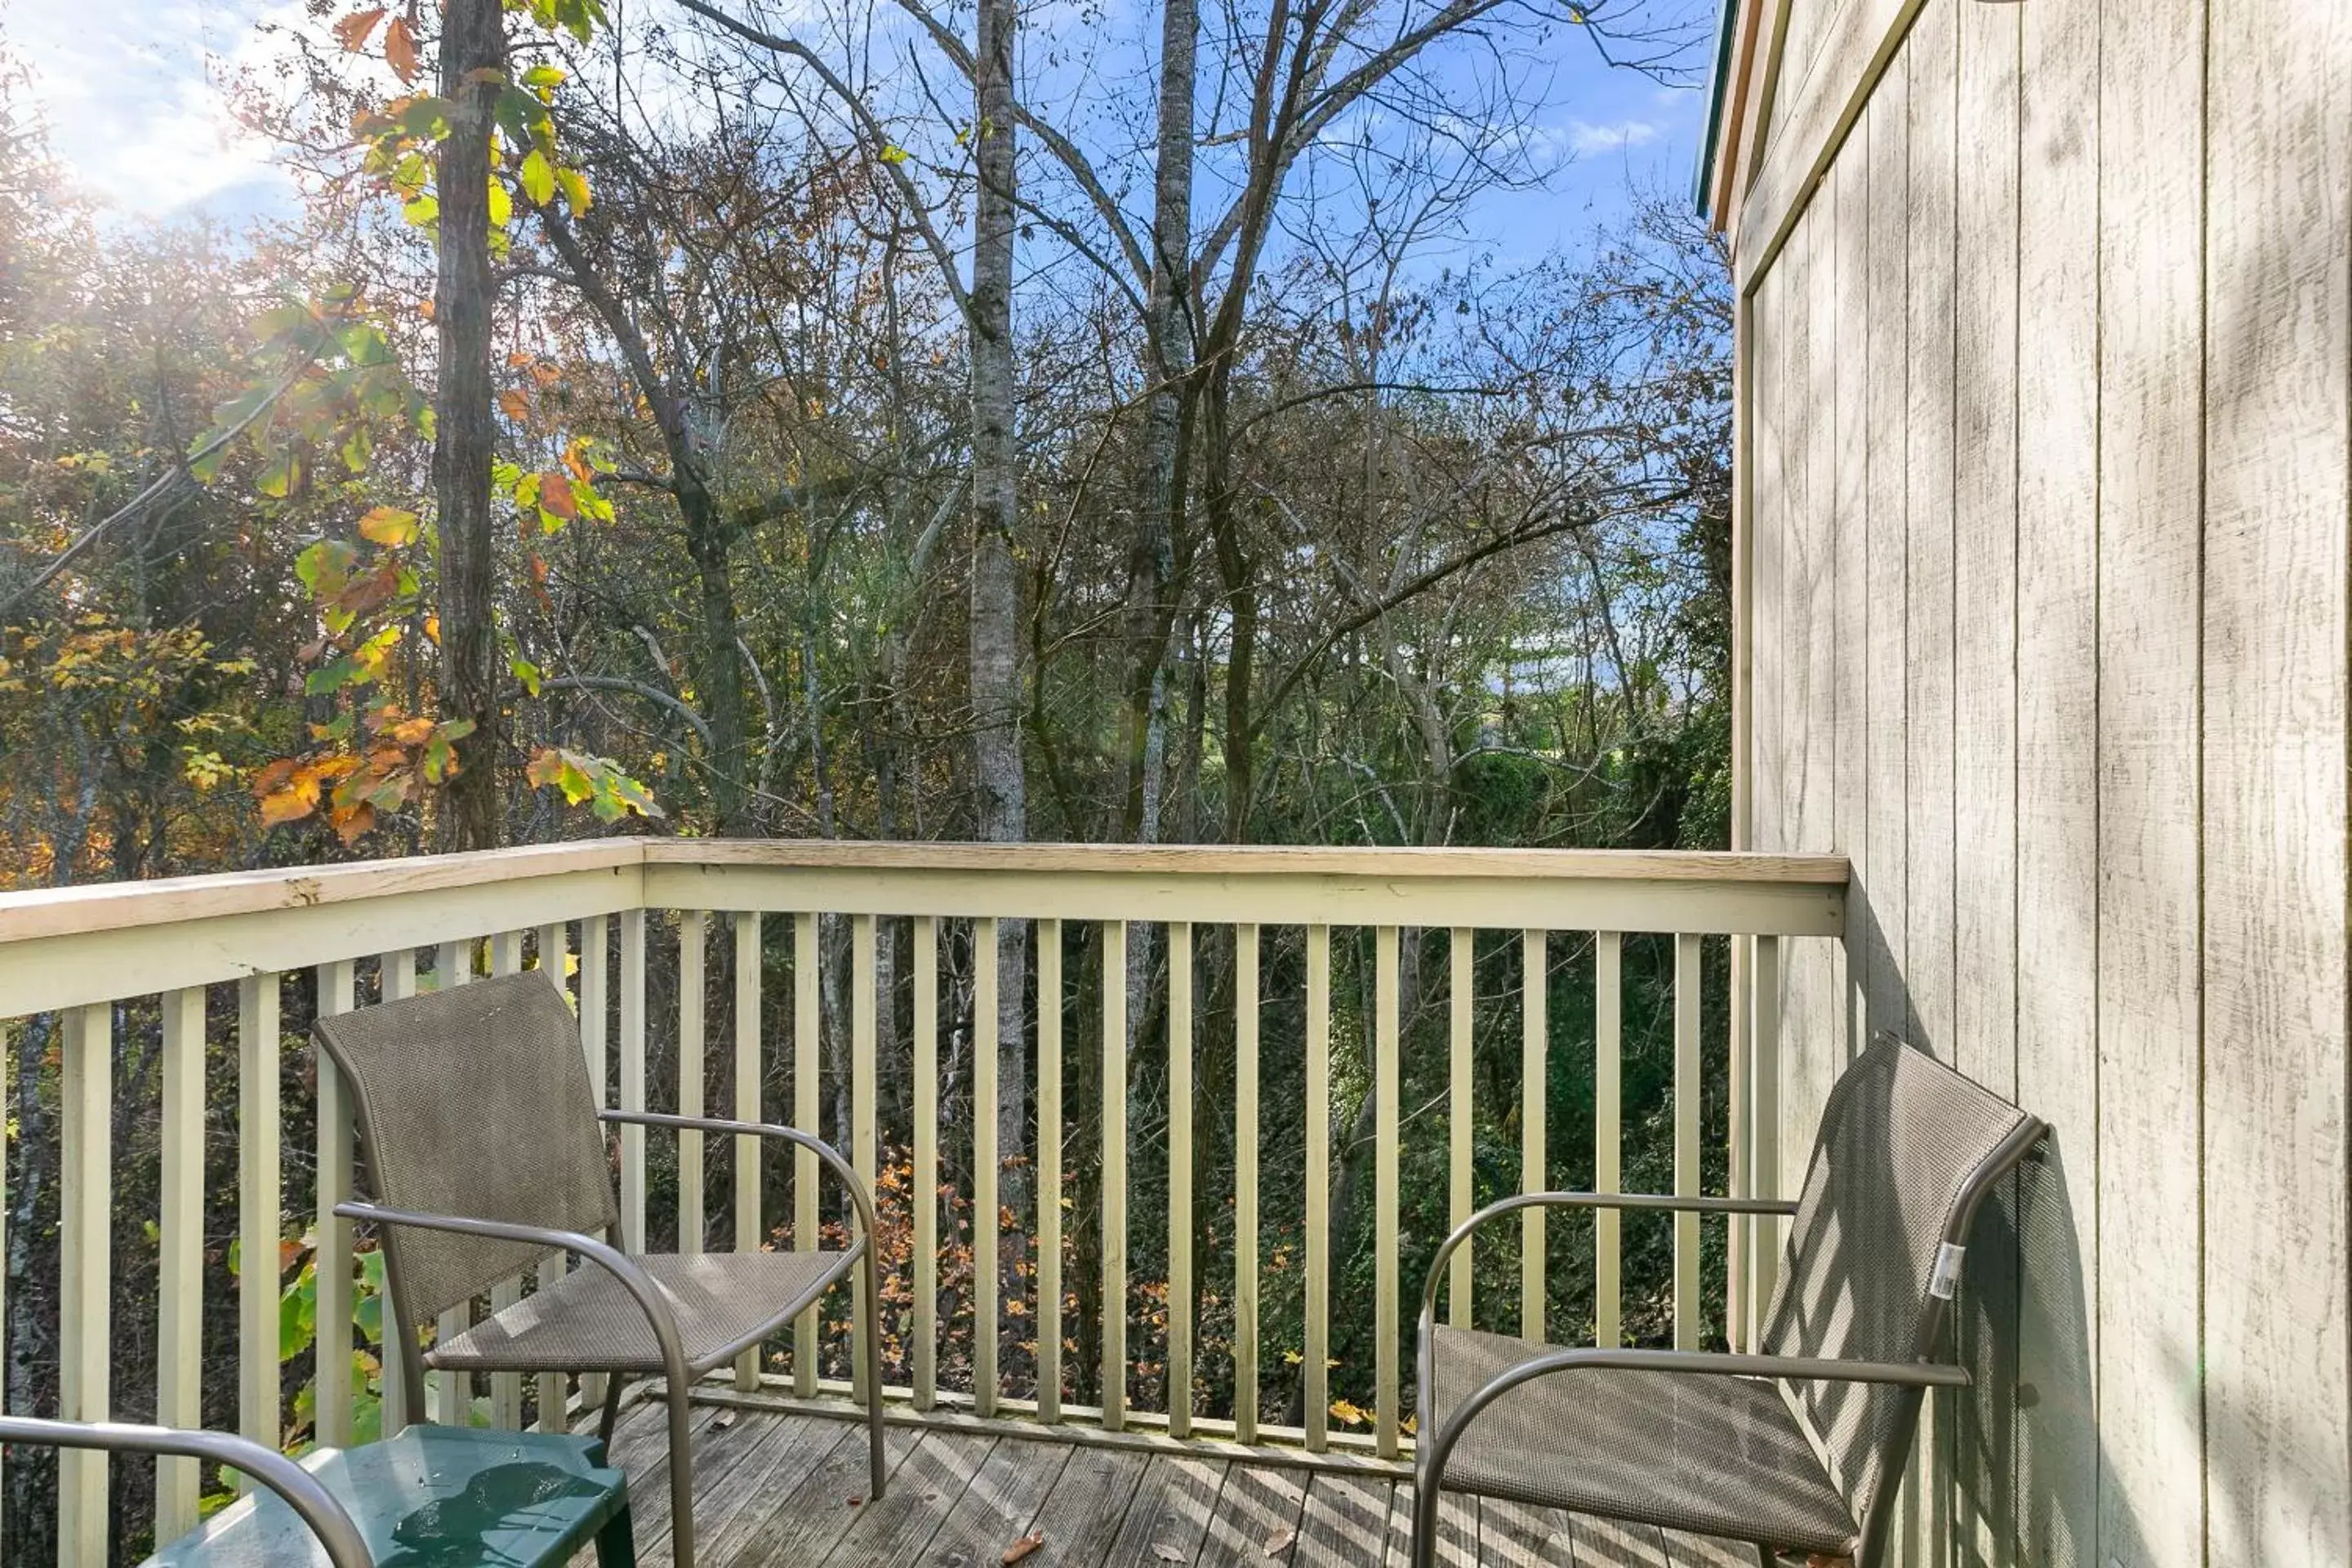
[879,143,910,164]
[402,192,439,228]
[257,448,301,499]
[519,148,556,206]
[509,655,543,696]
[487,175,513,229]
[306,653,361,697]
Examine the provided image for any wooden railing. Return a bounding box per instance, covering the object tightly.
[0,840,1844,1557]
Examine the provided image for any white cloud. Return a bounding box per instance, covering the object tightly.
[1562,118,1661,156]
[11,0,304,217]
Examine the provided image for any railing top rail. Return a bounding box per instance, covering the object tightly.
[653,840,1851,884]
[0,840,1847,947]
[0,840,646,946]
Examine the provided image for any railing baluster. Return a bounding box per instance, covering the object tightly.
[60,1001,111,1555]
[1037,918,1063,1422]
[680,911,706,1257]
[1374,926,1401,1459]
[1304,923,1331,1451]
[1232,921,1257,1443]
[793,911,820,1398]
[619,911,647,1255]
[1166,921,1194,1440]
[1595,932,1623,1349]
[973,916,1000,1417]
[1102,918,1129,1432]
[1748,933,1783,1346]
[315,960,356,1447]
[238,974,282,1460]
[735,911,764,1393]
[536,922,572,1429]
[379,951,416,1434]
[911,915,938,1409]
[573,920,608,1419]
[1673,931,1702,1351]
[1521,929,1547,1343]
[1727,937,1750,1351]
[851,913,876,1403]
[488,934,523,1430]
[158,987,205,1535]
[1449,927,1473,1331]
[430,945,470,1423]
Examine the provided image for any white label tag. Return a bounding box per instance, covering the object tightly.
[1928,1242,1966,1299]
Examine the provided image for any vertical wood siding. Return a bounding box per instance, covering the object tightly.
[1740,0,2351,1561]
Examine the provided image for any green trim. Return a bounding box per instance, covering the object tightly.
[1693,0,1742,216]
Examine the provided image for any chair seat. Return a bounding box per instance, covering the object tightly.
[430,1249,853,1376]
[145,1426,626,1567]
[1428,1325,1859,1557]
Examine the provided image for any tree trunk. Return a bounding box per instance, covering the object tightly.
[433,0,505,852]
[969,0,1031,1377]
[679,479,751,833]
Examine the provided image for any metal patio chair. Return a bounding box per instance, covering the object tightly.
[1411,1032,2047,1567]
[2,1417,634,1566]
[316,969,885,1568]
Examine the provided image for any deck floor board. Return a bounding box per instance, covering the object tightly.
[585,1404,1767,1567]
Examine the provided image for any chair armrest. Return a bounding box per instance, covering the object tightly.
[0,1416,372,1568]
[1419,1191,1799,1333]
[1419,1344,1968,1492]
[333,1201,694,1395]
[596,1109,879,1245]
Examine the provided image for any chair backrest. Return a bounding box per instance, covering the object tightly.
[314,970,617,1333]
[1758,1033,2042,1544]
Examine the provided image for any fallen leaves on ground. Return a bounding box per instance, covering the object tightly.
[1002,1532,1045,1563]
[1263,1526,1296,1557]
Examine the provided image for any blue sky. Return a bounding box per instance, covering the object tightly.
[7,0,1713,248]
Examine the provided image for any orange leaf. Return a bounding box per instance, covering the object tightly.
[259,786,317,826]
[252,758,300,795]
[331,802,378,844]
[333,7,387,51]
[1002,1535,1044,1565]
[537,471,577,519]
[497,388,531,421]
[384,16,421,83]
[388,715,435,745]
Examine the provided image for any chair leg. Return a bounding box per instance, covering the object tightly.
[594,1503,638,1568]
[597,1374,631,1451]
[1407,1468,1440,1568]
[663,1376,697,1568]
[861,1248,887,1500]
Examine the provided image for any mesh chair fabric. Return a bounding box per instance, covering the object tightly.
[428,1250,850,1375]
[1757,1036,2029,1524]
[1428,1325,1858,1555]
[314,971,619,1326]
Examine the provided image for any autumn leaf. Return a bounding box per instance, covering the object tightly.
[1263,1526,1296,1557]
[1152,1547,1187,1563]
[537,471,578,519]
[1001,1534,1044,1565]
[520,148,557,206]
[556,166,592,216]
[384,16,421,82]
[333,7,387,51]
[498,388,530,421]
[357,505,421,546]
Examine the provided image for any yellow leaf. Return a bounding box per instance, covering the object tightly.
[520,148,556,206]
[356,505,421,546]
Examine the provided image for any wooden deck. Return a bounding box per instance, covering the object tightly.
[596,1399,1764,1568]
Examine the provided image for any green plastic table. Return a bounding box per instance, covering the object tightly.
[144,1425,635,1567]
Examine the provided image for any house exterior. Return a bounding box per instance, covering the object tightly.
[1701,0,2350,1563]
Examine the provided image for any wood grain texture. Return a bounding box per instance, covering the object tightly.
[2009,0,2102,1558]
[1292,1471,1394,1566]
[2199,0,2352,1559]
[1949,0,2022,1561]
[2095,0,2207,1558]
[1861,68,1909,1044]
[1102,1454,1227,1565]
[1900,11,1958,1560]
[1829,81,1869,1085]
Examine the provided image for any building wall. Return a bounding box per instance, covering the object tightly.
[1736,0,2350,1562]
